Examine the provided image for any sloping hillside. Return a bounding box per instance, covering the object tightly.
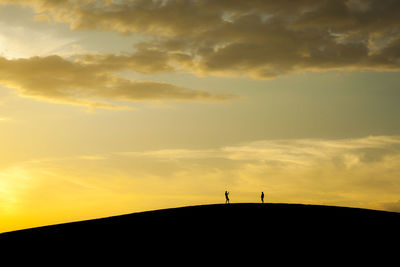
[1,203,399,262]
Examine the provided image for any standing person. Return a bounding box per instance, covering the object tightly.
[261,191,264,203]
[225,191,230,204]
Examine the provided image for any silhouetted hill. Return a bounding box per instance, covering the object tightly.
[1,203,399,262]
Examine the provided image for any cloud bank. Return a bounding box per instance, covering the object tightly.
[0,0,399,107]
[1,0,399,78]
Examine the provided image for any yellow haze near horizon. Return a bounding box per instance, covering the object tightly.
[2,136,400,233]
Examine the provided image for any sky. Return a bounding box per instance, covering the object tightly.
[1,0,400,232]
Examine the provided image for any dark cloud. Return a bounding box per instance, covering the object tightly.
[1,0,400,78]
[0,55,232,108]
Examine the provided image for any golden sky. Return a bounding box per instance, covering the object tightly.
[1,0,400,232]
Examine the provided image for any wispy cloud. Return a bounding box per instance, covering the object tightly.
[120,135,400,165]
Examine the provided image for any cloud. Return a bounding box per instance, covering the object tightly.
[1,0,399,78]
[117,135,400,209]
[122,135,400,163]
[0,55,232,108]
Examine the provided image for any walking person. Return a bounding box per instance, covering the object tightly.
[225,191,230,204]
[261,191,264,203]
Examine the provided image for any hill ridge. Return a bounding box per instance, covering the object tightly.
[2,202,399,236]
[2,202,400,260]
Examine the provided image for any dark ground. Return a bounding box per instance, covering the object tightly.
[1,203,399,263]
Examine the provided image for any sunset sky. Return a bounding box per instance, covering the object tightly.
[1,0,400,232]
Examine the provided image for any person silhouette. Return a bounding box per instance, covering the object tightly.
[225,191,230,204]
[261,191,264,203]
